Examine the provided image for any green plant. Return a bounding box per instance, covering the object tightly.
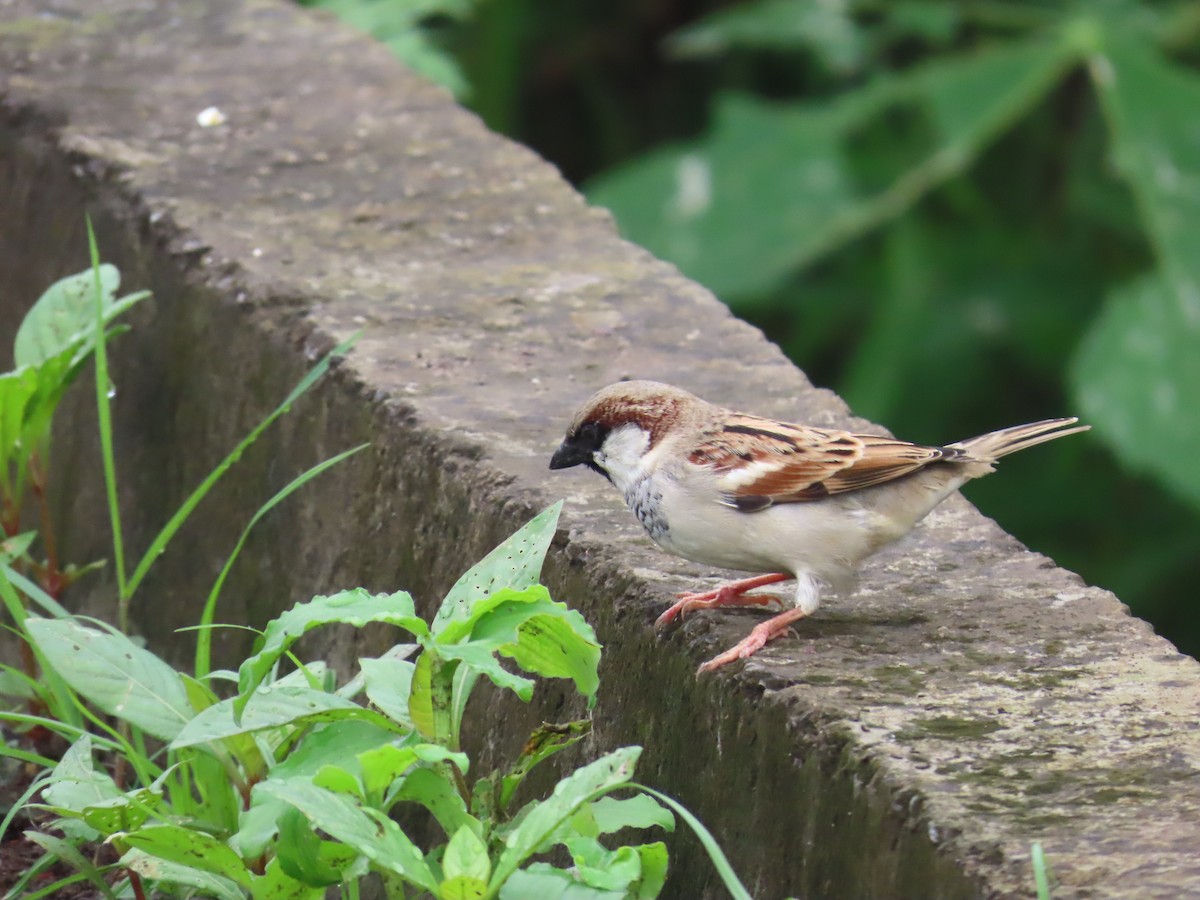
[6,504,754,899]
[0,264,147,602]
[1,239,756,899]
[1031,841,1054,900]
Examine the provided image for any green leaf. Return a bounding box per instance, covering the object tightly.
[631,842,669,899]
[14,265,120,366]
[590,795,675,835]
[358,741,469,799]
[562,836,643,892]
[237,588,428,710]
[256,779,438,891]
[490,747,642,891]
[587,37,1076,296]
[439,585,600,703]
[248,857,332,900]
[499,720,591,812]
[172,686,398,748]
[390,767,478,839]
[1072,39,1200,509]
[273,719,401,782]
[275,807,360,887]
[0,366,38,467]
[435,640,535,700]
[431,502,562,636]
[119,825,252,887]
[668,0,864,73]
[498,866,626,900]
[443,824,491,883]
[121,848,246,900]
[25,617,192,741]
[361,655,416,729]
[40,736,121,813]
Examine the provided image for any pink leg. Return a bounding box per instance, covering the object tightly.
[697,605,812,673]
[654,572,791,629]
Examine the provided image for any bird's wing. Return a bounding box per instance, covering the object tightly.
[688,414,955,510]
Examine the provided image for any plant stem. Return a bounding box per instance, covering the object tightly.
[28,453,62,597]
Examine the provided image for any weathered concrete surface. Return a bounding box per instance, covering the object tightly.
[1,1,1198,897]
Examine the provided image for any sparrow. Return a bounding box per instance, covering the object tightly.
[549,381,1089,672]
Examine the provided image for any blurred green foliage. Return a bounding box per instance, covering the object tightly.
[304,0,1200,659]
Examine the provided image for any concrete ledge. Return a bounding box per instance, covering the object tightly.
[2,1,1199,897]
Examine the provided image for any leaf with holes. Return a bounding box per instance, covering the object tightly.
[431,502,562,636]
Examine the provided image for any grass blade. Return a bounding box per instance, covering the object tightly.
[629,784,753,900]
[194,443,367,678]
[125,332,359,602]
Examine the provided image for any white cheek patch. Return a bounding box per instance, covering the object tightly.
[598,424,652,490]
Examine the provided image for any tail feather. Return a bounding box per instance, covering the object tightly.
[948,418,1090,462]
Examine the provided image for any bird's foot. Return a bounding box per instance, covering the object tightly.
[654,572,790,629]
[697,606,811,673]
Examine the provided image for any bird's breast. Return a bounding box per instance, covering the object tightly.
[624,474,670,542]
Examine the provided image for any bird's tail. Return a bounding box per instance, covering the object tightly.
[948,418,1090,462]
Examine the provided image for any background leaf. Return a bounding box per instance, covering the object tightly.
[26,618,193,741]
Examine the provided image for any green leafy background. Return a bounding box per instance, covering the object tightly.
[302,0,1200,658]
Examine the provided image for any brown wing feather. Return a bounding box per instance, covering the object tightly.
[690,416,955,508]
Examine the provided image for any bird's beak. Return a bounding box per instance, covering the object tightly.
[549,440,590,470]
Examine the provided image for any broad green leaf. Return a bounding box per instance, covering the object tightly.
[276,807,360,887]
[0,366,37,464]
[441,875,488,899]
[500,612,600,703]
[121,848,246,900]
[432,502,562,636]
[249,857,332,900]
[119,825,252,887]
[1073,275,1200,507]
[435,640,535,700]
[272,719,401,781]
[562,836,643,892]
[443,824,490,883]
[587,38,1076,296]
[440,586,600,702]
[498,866,626,900]
[25,617,192,741]
[14,265,118,366]
[358,741,469,799]
[361,655,416,728]
[257,779,437,891]
[390,767,479,839]
[632,842,669,899]
[172,686,398,748]
[490,747,641,890]
[237,588,427,708]
[668,0,864,73]
[312,764,363,797]
[1072,39,1200,508]
[76,787,162,835]
[40,736,121,812]
[590,795,675,835]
